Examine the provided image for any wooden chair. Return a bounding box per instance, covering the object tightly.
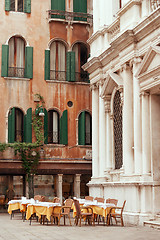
[95,197,105,203]
[58,199,73,226]
[34,195,45,202]
[85,196,94,201]
[106,198,118,206]
[107,200,126,226]
[73,199,95,227]
[53,197,60,203]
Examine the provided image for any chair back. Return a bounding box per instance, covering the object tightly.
[106,198,118,206]
[85,196,94,201]
[121,200,126,214]
[63,199,73,214]
[53,197,60,203]
[95,197,105,203]
[34,195,45,202]
[73,199,81,216]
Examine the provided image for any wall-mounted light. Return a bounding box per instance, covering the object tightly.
[35,106,45,116]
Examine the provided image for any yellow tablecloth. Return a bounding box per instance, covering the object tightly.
[72,204,113,219]
[8,202,21,215]
[26,205,61,222]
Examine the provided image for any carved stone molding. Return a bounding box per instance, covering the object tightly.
[118,87,124,107]
[104,95,111,113]
[140,91,150,97]
[90,84,98,91]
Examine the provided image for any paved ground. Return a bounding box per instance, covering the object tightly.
[0,213,160,240]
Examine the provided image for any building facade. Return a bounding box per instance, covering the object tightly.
[84,0,160,224]
[0,0,93,204]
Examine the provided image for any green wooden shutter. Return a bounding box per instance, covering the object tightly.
[5,0,10,11]
[44,108,48,144]
[70,52,75,82]
[51,0,65,19]
[25,46,33,78]
[78,111,85,145]
[66,52,75,82]
[8,107,15,143]
[1,45,9,77]
[60,110,68,145]
[24,0,31,13]
[26,108,32,143]
[23,114,26,142]
[45,50,50,80]
[73,0,87,21]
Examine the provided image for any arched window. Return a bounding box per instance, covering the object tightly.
[48,110,60,144]
[72,42,89,82]
[8,107,23,142]
[50,41,66,81]
[8,36,25,78]
[113,90,123,169]
[78,111,92,145]
[8,107,32,143]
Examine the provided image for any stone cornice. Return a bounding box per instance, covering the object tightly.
[82,57,102,74]
[117,0,142,17]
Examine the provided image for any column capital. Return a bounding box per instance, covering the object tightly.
[140,91,150,97]
[120,62,130,72]
[97,79,105,87]
[90,83,98,91]
[130,57,143,68]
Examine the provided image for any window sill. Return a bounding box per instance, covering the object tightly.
[4,77,30,81]
[77,145,92,148]
[48,18,91,26]
[46,80,90,85]
[44,144,66,148]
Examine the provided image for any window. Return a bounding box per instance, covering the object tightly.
[72,42,89,82]
[51,0,65,19]
[44,109,68,145]
[73,0,87,21]
[113,90,123,169]
[8,107,32,143]
[50,41,66,81]
[48,110,59,144]
[1,38,33,78]
[5,0,31,13]
[78,111,92,145]
[8,37,25,78]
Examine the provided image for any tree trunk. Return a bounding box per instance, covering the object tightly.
[28,174,34,198]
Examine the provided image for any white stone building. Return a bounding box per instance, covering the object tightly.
[83,0,160,225]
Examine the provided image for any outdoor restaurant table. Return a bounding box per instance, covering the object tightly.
[72,198,115,220]
[26,202,61,222]
[8,198,33,215]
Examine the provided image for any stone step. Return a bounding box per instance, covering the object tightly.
[144,220,160,229]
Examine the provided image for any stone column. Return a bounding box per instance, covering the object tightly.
[99,82,106,177]
[91,84,99,178]
[74,174,81,198]
[104,96,112,170]
[120,63,134,175]
[132,57,142,175]
[141,92,151,175]
[56,174,63,204]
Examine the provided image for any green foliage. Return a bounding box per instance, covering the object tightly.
[0,94,45,179]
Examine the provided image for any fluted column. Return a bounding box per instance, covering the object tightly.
[120,63,134,175]
[141,92,151,175]
[91,84,99,178]
[99,82,106,177]
[132,57,142,175]
[56,174,63,204]
[74,174,81,198]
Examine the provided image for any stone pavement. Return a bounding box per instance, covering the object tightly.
[0,213,160,240]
